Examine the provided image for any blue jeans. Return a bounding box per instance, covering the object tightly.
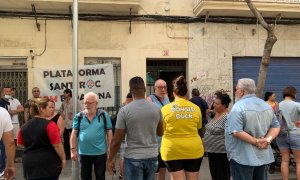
[79,154,106,180]
[230,159,267,180]
[0,140,5,172]
[124,157,158,180]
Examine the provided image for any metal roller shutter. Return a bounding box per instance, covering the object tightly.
[233,57,300,102]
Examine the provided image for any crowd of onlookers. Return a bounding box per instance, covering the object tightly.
[0,76,300,180]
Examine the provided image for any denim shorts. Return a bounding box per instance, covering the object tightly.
[276,133,300,150]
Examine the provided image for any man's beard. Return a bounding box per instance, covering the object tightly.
[235,94,241,102]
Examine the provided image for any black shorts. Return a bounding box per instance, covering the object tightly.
[164,157,203,172]
[156,152,166,172]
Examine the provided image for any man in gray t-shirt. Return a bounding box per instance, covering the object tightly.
[107,76,163,180]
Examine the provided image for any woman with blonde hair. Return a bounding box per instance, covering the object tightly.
[47,99,65,136]
[17,98,66,180]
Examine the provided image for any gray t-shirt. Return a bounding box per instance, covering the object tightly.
[279,100,300,134]
[116,99,162,159]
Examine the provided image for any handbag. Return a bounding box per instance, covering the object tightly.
[275,109,288,136]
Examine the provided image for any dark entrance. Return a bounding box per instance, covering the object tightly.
[146,59,186,102]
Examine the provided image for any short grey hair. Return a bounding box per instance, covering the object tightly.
[84,92,99,103]
[237,78,256,94]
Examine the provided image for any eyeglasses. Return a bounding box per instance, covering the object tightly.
[84,101,96,105]
[155,86,167,90]
[33,90,40,92]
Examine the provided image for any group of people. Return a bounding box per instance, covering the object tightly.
[265,88,300,180]
[0,86,74,180]
[0,76,299,180]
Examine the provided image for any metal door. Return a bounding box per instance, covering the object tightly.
[0,70,28,103]
[146,59,186,102]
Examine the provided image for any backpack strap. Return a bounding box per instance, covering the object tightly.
[102,113,107,131]
[152,94,164,107]
[76,112,84,138]
[97,108,108,131]
[77,110,109,138]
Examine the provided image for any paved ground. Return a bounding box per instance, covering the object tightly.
[15,156,297,180]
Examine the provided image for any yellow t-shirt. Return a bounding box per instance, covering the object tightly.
[160,98,204,161]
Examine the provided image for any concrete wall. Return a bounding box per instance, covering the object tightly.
[0,0,194,100]
[189,23,300,106]
[2,0,300,105]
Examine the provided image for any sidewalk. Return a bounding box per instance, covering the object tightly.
[15,157,297,180]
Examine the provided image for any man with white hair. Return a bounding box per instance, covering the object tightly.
[147,79,169,180]
[225,78,280,180]
[70,92,113,180]
[0,107,15,179]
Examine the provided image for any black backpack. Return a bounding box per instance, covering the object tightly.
[0,98,9,110]
[110,114,117,134]
[76,109,109,138]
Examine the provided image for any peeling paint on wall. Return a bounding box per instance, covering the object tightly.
[0,39,31,48]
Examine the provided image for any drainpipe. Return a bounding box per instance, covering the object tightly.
[71,0,79,179]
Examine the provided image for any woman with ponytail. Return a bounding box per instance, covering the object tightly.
[160,76,204,180]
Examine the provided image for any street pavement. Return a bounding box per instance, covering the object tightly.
[15,156,297,180]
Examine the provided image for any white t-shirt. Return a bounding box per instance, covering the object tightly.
[8,98,21,124]
[0,107,13,140]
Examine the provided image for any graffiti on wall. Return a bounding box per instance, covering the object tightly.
[196,86,231,107]
[190,71,231,107]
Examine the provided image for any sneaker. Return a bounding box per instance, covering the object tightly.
[0,171,4,180]
[14,157,22,163]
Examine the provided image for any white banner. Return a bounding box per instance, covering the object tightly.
[33,64,115,110]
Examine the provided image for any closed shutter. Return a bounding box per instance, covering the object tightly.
[233,57,300,102]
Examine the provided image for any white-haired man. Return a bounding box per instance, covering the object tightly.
[225,78,280,180]
[146,79,169,180]
[70,92,113,180]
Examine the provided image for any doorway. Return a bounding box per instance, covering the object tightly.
[146,59,186,102]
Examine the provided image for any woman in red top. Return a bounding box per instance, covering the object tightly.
[264,91,279,111]
[17,98,66,180]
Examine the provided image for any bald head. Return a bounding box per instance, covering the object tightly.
[154,79,167,98]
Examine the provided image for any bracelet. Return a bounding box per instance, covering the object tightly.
[255,138,259,146]
[266,136,273,144]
